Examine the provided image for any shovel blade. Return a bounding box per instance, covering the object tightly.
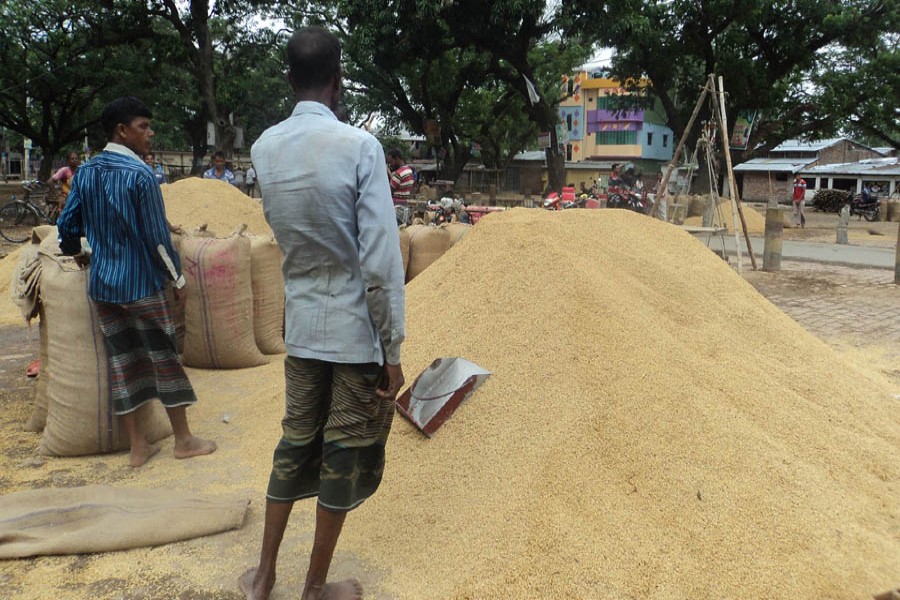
[395,357,491,437]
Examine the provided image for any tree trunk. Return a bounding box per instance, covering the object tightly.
[191,0,232,156]
[38,146,58,181]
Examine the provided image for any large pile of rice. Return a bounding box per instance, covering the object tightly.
[0,208,896,599]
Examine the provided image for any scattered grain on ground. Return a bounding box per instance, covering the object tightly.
[0,208,897,599]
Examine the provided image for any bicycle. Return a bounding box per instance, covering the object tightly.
[0,180,60,243]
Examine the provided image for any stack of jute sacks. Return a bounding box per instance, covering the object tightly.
[13,225,285,457]
[398,222,470,282]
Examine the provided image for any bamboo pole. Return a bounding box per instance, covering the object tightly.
[713,75,758,270]
[651,78,713,219]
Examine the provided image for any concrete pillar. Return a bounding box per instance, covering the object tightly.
[763,207,784,271]
[837,205,850,244]
[895,222,900,285]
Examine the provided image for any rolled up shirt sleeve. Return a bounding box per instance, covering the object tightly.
[356,137,406,365]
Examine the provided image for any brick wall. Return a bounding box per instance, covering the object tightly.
[741,173,793,202]
[814,141,881,166]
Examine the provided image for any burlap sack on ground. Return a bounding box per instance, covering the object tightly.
[25,313,49,432]
[888,200,900,223]
[180,234,267,368]
[21,227,58,432]
[36,247,172,456]
[407,223,471,282]
[249,235,285,355]
[444,222,471,247]
[0,485,249,558]
[398,224,424,280]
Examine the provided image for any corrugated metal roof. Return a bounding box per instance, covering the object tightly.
[513,150,547,162]
[771,138,844,152]
[800,157,900,177]
[733,157,814,173]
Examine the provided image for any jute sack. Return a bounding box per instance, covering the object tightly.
[168,233,187,354]
[25,312,49,432]
[888,200,900,223]
[37,248,171,456]
[399,224,424,280]
[444,222,471,247]
[249,235,285,355]
[407,224,454,282]
[23,226,57,432]
[180,234,268,368]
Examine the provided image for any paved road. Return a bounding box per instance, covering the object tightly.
[696,233,898,270]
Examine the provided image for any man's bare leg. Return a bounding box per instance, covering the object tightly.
[166,405,217,459]
[301,505,361,600]
[239,500,294,600]
[121,411,160,468]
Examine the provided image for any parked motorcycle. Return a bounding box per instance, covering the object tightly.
[848,192,881,221]
[606,184,647,214]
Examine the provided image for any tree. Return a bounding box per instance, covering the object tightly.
[0,0,157,178]
[562,0,898,160]
[438,0,591,191]
[811,33,899,149]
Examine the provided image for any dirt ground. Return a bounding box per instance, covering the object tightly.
[0,209,897,598]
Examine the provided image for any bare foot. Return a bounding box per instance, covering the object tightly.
[307,579,362,600]
[130,442,161,468]
[238,567,274,600]
[174,435,217,460]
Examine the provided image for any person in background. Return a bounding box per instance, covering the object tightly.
[203,150,236,185]
[387,148,414,205]
[792,174,807,228]
[46,151,80,209]
[240,26,405,600]
[56,96,217,468]
[143,152,167,185]
[245,162,258,199]
[608,163,623,189]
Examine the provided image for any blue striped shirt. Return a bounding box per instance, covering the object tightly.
[57,144,179,304]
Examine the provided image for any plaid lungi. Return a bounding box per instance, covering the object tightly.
[267,356,394,511]
[94,289,196,415]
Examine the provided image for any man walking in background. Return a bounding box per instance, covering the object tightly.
[240,27,405,600]
[56,96,216,468]
[792,173,807,228]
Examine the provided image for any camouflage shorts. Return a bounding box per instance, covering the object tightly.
[266,356,395,511]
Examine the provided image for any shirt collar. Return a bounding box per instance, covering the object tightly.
[103,142,144,163]
[290,101,338,121]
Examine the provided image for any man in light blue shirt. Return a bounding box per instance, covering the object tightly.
[240,27,405,600]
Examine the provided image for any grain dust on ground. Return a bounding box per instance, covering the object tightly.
[0,208,897,599]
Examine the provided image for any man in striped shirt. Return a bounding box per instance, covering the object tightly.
[387,148,414,205]
[57,96,216,468]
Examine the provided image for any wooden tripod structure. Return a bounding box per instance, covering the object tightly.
[652,74,757,271]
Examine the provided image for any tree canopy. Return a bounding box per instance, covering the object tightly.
[1,0,895,182]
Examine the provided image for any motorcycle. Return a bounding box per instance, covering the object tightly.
[848,192,880,222]
[605,183,647,214]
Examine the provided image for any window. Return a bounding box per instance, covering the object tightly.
[662,134,669,148]
[596,131,637,145]
[566,114,573,132]
[567,79,574,96]
[647,132,653,146]
[775,173,788,182]
[566,144,573,161]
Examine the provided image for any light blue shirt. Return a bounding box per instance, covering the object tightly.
[251,101,405,365]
